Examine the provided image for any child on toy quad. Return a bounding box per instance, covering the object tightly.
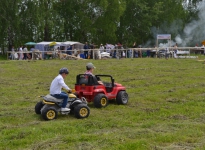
[50,67,72,112]
[35,68,90,120]
[35,90,90,120]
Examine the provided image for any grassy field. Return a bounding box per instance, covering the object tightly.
[0,57,205,150]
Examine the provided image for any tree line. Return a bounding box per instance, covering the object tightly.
[0,0,202,52]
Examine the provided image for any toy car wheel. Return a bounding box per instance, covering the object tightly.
[35,101,44,114]
[74,104,90,119]
[116,91,128,105]
[94,93,108,108]
[42,107,58,120]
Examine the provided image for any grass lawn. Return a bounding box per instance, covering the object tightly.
[0,56,205,150]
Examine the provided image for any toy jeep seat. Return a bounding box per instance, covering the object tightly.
[76,74,99,85]
[78,76,88,85]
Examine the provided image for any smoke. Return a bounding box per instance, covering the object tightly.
[150,1,205,47]
[181,1,205,46]
[175,34,183,44]
[150,19,184,47]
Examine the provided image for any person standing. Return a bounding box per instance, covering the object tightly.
[98,44,104,59]
[132,42,138,58]
[173,43,178,58]
[19,46,23,60]
[23,46,28,60]
[50,68,71,112]
[66,45,72,55]
[11,46,15,60]
[99,44,104,53]
[89,43,95,59]
[84,42,89,59]
[201,45,205,55]
[29,46,35,59]
[165,47,169,60]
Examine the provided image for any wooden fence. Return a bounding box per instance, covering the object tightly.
[6,47,204,60]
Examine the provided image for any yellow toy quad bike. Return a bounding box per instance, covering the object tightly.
[35,91,90,120]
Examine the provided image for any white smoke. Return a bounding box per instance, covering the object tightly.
[150,1,205,47]
[175,34,183,44]
[181,1,205,46]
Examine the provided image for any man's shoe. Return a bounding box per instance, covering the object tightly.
[61,108,70,112]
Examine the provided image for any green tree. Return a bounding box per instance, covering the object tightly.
[0,0,21,50]
[116,0,163,47]
[0,0,203,52]
[55,0,126,45]
[92,0,126,44]
[152,0,188,38]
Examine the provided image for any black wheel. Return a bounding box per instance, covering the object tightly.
[74,104,90,119]
[41,107,58,120]
[116,91,128,105]
[35,101,44,114]
[93,93,108,108]
[69,104,76,115]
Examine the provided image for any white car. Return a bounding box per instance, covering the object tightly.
[100,52,110,58]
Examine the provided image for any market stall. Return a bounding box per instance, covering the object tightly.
[34,41,61,59]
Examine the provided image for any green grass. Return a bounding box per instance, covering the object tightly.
[1,57,205,150]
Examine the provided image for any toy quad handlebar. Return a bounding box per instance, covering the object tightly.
[67,89,76,94]
[62,88,75,94]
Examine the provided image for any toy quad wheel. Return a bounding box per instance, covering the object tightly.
[94,93,108,108]
[116,91,128,105]
[35,101,44,114]
[74,104,90,119]
[42,107,58,120]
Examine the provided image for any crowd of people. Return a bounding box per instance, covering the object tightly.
[78,42,128,59]
[9,45,35,60]
[7,42,205,60]
[57,42,128,60]
[6,42,168,60]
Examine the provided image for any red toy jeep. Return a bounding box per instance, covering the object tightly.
[75,74,128,108]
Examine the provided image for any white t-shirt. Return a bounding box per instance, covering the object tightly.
[165,48,169,54]
[19,47,23,52]
[99,46,104,53]
[50,74,70,94]
[23,47,28,52]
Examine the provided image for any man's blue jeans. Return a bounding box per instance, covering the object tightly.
[51,92,69,108]
[84,51,88,59]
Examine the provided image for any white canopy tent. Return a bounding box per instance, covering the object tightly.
[34,41,84,58]
[34,41,61,58]
[35,42,61,51]
[59,41,84,50]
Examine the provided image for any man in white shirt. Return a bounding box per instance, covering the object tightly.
[19,46,23,60]
[50,68,71,111]
[99,44,104,53]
